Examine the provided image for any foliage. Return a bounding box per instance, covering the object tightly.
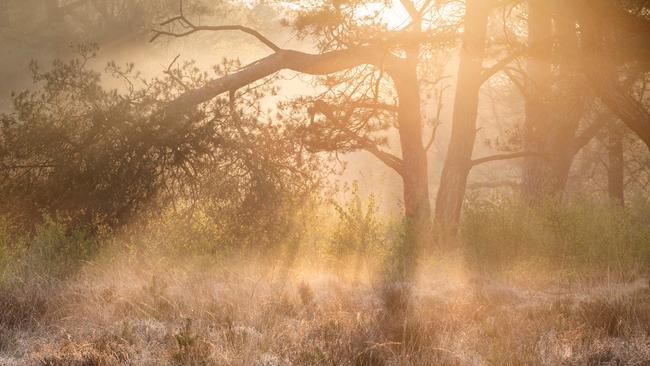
[0,215,99,282]
[328,182,386,266]
[461,196,650,274]
[0,45,325,234]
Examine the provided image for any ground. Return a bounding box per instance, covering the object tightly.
[1,252,649,366]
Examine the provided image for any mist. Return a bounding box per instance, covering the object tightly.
[1,1,649,365]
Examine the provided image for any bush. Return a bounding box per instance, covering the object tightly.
[0,215,100,282]
[461,197,650,275]
[327,182,390,275]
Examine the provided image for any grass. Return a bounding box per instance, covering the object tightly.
[0,198,649,365]
[0,249,648,365]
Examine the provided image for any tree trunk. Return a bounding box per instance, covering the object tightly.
[434,0,490,238]
[608,120,625,204]
[545,13,585,196]
[522,0,553,200]
[523,1,586,200]
[393,52,431,265]
[593,80,650,151]
[573,0,650,150]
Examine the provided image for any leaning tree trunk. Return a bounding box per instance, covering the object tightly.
[573,0,650,151]
[434,0,490,238]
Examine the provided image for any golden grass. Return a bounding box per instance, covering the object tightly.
[1,251,649,366]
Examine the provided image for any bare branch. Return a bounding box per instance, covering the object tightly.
[470,151,547,167]
[425,83,448,152]
[152,4,281,53]
[425,122,440,152]
[350,101,399,112]
[163,54,190,92]
[467,179,519,189]
[400,0,420,21]
[479,47,527,85]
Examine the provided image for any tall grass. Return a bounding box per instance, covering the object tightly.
[0,196,649,364]
[461,196,650,276]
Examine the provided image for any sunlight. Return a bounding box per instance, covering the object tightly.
[2,0,649,364]
[357,0,411,29]
[357,1,465,29]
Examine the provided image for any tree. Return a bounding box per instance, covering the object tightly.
[571,0,650,150]
[0,45,322,234]
[149,0,459,260]
[515,0,650,201]
[433,0,490,236]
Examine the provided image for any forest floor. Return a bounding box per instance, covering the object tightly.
[1,253,649,366]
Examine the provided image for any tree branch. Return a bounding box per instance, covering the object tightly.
[152,2,280,52]
[470,151,547,167]
[314,101,404,175]
[592,74,650,150]
[572,116,608,154]
[151,23,281,52]
[467,179,519,189]
[163,54,191,92]
[479,47,527,84]
[424,122,440,152]
[159,47,403,119]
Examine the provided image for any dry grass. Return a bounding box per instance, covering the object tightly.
[1,252,649,366]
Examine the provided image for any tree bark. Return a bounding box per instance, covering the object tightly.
[573,0,650,150]
[521,0,553,200]
[522,1,588,201]
[593,80,650,151]
[608,120,625,204]
[393,49,431,262]
[434,0,490,237]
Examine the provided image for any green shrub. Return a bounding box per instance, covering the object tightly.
[461,197,650,275]
[327,182,388,270]
[0,215,100,282]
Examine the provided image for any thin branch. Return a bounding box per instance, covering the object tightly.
[425,122,440,152]
[470,151,547,167]
[314,101,404,175]
[151,10,281,53]
[350,101,399,112]
[163,54,191,92]
[467,179,519,189]
[228,90,252,146]
[479,47,527,84]
[425,83,448,151]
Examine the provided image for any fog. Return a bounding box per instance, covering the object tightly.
[0,1,649,364]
